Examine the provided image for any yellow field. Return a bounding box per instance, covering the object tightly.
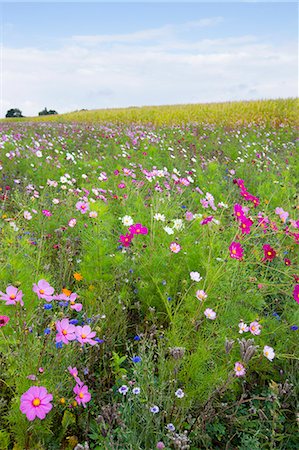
[2,98,298,126]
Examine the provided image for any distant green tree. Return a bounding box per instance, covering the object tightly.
[38,107,58,116]
[5,108,24,118]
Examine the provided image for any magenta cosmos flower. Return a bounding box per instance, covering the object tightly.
[119,233,134,247]
[32,279,54,301]
[20,386,53,421]
[128,223,148,235]
[239,217,253,235]
[76,325,97,346]
[234,204,246,222]
[55,319,76,344]
[249,321,261,335]
[73,383,91,407]
[76,201,90,214]
[0,315,10,327]
[234,362,246,377]
[293,285,299,304]
[200,216,213,225]
[0,285,24,306]
[229,241,243,260]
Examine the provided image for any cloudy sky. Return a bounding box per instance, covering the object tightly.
[1,1,298,117]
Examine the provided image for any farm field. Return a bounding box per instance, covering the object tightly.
[0,99,298,449]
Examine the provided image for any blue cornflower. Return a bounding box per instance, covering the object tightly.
[44,328,51,335]
[290,325,298,331]
[95,338,105,343]
[44,304,53,310]
[56,341,63,349]
[131,356,142,363]
[133,335,141,341]
[69,319,79,325]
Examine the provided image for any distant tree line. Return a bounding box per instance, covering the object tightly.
[5,107,58,118]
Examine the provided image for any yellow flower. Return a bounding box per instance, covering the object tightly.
[60,397,66,404]
[73,273,83,281]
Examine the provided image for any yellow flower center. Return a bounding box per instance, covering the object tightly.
[237,366,241,371]
[10,294,16,300]
[237,212,241,216]
[251,326,256,331]
[70,301,75,305]
[32,398,41,407]
[79,393,84,399]
[40,289,45,294]
[232,249,236,254]
[265,351,269,356]
[62,329,68,335]
[81,334,87,339]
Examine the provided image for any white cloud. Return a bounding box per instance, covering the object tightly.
[2,20,297,117]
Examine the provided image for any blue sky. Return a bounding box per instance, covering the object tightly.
[1,2,298,116]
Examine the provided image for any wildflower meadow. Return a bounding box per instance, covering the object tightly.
[0,99,298,449]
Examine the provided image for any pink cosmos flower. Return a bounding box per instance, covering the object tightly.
[293,285,299,304]
[185,211,194,221]
[119,233,134,247]
[262,244,276,262]
[32,279,54,301]
[73,383,91,407]
[76,325,97,346]
[0,315,10,327]
[128,223,148,235]
[0,286,24,306]
[196,290,207,301]
[249,321,261,335]
[68,366,81,384]
[275,207,289,223]
[204,308,216,320]
[55,319,76,344]
[170,242,181,253]
[69,294,83,312]
[229,242,244,260]
[20,386,53,421]
[234,362,246,377]
[76,201,89,214]
[68,218,77,227]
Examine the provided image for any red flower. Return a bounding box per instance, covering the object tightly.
[262,244,276,262]
[284,258,291,266]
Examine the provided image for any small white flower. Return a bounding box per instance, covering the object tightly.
[150,405,159,414]
[132,387,140,395]
[52,198,60,204]
[173,219,184,231]
[36,150,43,158]
[163,226,174,235]
[154,213,166,222]
[121,215,134,226]
[118,385,129,395]
[89,211,98,218]
[24,211,32,220]
[263,346,275,361]
[166,423,175,432]
[190,272,202,282]
[175,388,185,399]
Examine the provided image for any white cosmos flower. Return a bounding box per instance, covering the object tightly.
[164,226,174,235]
[263,346,275,361]
[121,215,134,226]
[190,272,202,282]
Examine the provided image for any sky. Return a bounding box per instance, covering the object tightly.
[1,1,298,117]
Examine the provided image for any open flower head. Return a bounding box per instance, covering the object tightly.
[20,386,53,421]
[0,286,24,306]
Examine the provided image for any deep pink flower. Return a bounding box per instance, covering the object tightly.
[234,204,246,222]
[0,315,9,327]
[55,319,76,344]
[73,383,91,407]
[76,325,97,346]
[200,216,213,225]
[128,223,148,235]
[75,201,89,214]
[262,244,276,262]
[0,285,24,306]
[239,217,253,235]
[32,279,54,301]
[42,209,52,217]
[293,285,299,305]
[119,233,134,247]
[20,386,53,421]
[229,242,244,260]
